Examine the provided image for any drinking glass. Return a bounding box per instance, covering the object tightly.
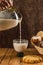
[13,39,28,57]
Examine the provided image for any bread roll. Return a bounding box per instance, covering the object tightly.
[31,36,41,43]
[22,55,42,63]
[37,31,43,41]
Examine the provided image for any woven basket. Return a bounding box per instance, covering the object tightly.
[31,38,43,55]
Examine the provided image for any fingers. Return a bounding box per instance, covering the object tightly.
[1,1,8,8]
[4,0,13,7]
[5,0,11,7]
[0,0,13,10]
[0,1,8,10]
[9,0,13,6]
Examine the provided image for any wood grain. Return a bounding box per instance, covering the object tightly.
[1,48,13,65]
[0,48,8,63]
[0,48,43,65]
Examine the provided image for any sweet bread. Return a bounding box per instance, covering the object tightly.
[31,36,41,43]
[22,55,42,63]
[37,31,43,37]
[37,31,43,41]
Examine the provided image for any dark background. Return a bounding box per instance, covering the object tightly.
[0,0,43,48]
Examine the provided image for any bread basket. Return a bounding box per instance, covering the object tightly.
[31,36,43,55]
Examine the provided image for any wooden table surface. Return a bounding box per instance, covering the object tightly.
[0,48,43,65]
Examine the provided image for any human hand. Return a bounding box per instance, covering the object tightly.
[0,0,13,10]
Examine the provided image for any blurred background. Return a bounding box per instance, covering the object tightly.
[0,0,43,48]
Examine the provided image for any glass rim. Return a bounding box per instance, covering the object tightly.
[13,39,28,43]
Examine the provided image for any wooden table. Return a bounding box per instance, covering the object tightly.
[0,48,43,65]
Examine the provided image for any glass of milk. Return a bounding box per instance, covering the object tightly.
[13,39,28,57]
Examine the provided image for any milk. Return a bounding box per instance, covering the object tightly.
[13,41,28,52]
[13,12,28,52]
[19,22,22,43]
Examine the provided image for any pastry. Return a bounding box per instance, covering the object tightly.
[31,36,41,44]
[37,31,43,41]
[22,55,42,64]
[37,31,43,37]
